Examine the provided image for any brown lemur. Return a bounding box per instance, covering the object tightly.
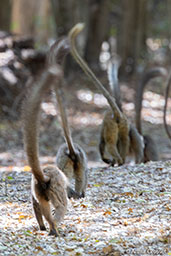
[68,23,144,166]
[107,55,144,164]
[109,59,168,162]
[163,69,171,140]
[23,64,68,236]
[48,37,88,198]
[135,67,168,161]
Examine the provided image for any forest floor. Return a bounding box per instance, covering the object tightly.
[0,74,171,255]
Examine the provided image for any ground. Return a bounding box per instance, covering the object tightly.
[0,161,170,255]
[0,74,170,255]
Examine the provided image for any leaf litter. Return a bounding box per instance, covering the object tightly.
[0,160,170,255]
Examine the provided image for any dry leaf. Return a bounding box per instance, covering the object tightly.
[103,210,112,216]
[24,165,31,172]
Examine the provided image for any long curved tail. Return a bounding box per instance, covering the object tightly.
[55,86,76,157]
[47,36,70,66]
[135,67,168,134]
[107,55,122,110]
[23,36,69,184]
[23,66,62,184]
[48,37,76,157]
[68,23,122,119]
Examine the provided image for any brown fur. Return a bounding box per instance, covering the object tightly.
[48,37,88,198]
[69,24,143,165]
[106,56,144,164]
[135,67,168,161]
[99,110,129,165]
[23,65,68,236]
[55,87,88,198]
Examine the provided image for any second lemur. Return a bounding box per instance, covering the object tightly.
[69,23,144,165]
[23,65,68,236]
[135,67,168,161]
[106,55,144,164]
[48,38,88,198]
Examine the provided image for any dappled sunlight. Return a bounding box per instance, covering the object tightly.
[21,49,35,59]
[0,66,17,84]
[146,38,161,51]
[146,37,171,52]
[123,102,134,111]
[143,91,165,108]
[142,91,171,125]
[0,50,14,66]
[70,111,102,127]
[142,109,164,124]
[100,41,111,70]
[76,89,108,107]
[39,88,170,127]
[41,100,103,127]
[41,102,57,116]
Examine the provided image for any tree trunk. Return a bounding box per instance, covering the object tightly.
[12,0,38,36]
[12,0,52,44]
[118,0,147,78]
[50,0,75,36]
[0,0,12,32]
[50,0,89,75]
[34,0,52,44]
[50,0,110,72]
[84,0,110,70]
